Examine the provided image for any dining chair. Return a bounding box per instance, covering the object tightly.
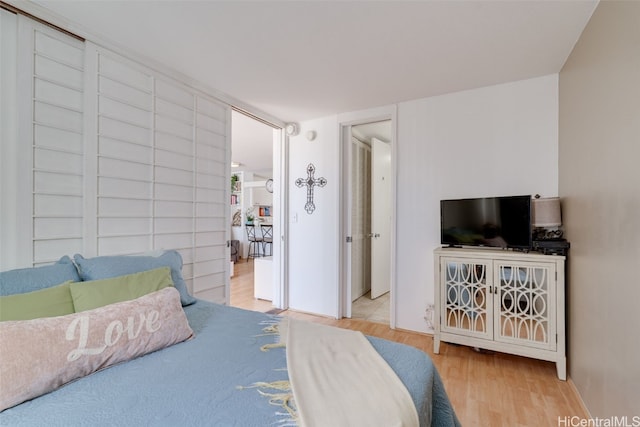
[245,224,263,261]
[260,224,273,257]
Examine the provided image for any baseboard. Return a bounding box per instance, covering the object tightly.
[282,308,335,319]
[394,326,432,337]
[567,376,592,418]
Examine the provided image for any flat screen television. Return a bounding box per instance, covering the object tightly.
[440,195,532,249]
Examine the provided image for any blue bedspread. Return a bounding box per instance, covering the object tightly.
[0,300,459,426]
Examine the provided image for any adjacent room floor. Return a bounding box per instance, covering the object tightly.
[352,291,390,324]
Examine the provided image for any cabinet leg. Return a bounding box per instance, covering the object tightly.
[434,335,440,354]
[556,358,567,381]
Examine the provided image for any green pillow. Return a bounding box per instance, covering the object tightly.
[70,267,174,312]
[0,281,74,321]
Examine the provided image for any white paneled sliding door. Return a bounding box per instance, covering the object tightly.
[86,45,230,302]
[4,13,231,302]
[92,50,154,256]
[16,16,85,266]
[152,79,196,289]
[193,97,230,302]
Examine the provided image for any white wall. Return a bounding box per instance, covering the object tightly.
[288,116,340,316]
[287,74,559,330]
[559,1,640,417]
[396,74,559,332]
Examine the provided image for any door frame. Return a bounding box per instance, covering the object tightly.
[272,127,288,309]
[338,105,397,328]
[227,109,288,310]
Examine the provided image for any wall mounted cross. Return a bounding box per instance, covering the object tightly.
[295,163,327,214]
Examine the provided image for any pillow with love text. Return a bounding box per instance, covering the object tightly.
[0,287,193,412]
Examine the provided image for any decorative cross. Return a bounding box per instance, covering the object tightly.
[295,163,327,214]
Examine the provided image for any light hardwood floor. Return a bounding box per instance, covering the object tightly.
[229,259,588,427]
[229,258,274,312]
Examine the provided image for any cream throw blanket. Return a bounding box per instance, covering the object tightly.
[282,318,419,427]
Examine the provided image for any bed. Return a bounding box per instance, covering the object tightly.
[0,252,460,427]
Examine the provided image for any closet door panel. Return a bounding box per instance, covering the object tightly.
[98,136,151,163]
[98,54,152,91]
[34,101,82,132]
[35,79,83,110]
[35,55,83,89]
[197,97,226,121]
[98,235,150,256]
[34,148,83,174]
[196,173,224,190]
[155,183,193,202]
[196,128,225,148]
[155,134,191,158]
[34,124,83,152]
[34,218,83,240]
[98,75,151,108]
[155,166,193,187]
[154,233,192,250]
[155,200,193,217]
[99,116,150,145]
[92,49,153,256]
[99,96,151,127]
[34,239,82,265]
[10,21,231,300]
[156,98,193,123]
[99,157,150,181]
[196,156,223,172]
[156,115,193,140]
[155,218,193,234]
[196,112,225,135]
[98,218,150,237]
[155,78,193,108]
[151,79,196,292]
[34,171,83,195]
[155,149,193,171]
[19,17,86,265]
[99,176,151,199]
[34,194,83,217]
[99,197,151,217]
[192,95,228,303]
[34,31,82,65]
[196,201,224,217]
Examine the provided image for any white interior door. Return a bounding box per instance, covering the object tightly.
[350,137,370,302]
[371,137,391,298]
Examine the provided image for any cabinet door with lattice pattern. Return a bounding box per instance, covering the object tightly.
[494,261,557,350]
[440,258,493,340]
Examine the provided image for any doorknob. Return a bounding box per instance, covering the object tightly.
[374,233,380,238]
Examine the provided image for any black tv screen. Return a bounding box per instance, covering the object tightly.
[440,195,532,249]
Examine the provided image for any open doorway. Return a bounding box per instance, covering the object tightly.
[347,120,392,325]
[228,110,280,313]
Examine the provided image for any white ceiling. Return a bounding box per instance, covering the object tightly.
[24,0,597,177]
[30,0,598,124]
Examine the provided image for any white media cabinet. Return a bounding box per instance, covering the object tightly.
[433,247,566,380]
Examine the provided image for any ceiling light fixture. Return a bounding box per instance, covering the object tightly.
[231,162,242,168]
